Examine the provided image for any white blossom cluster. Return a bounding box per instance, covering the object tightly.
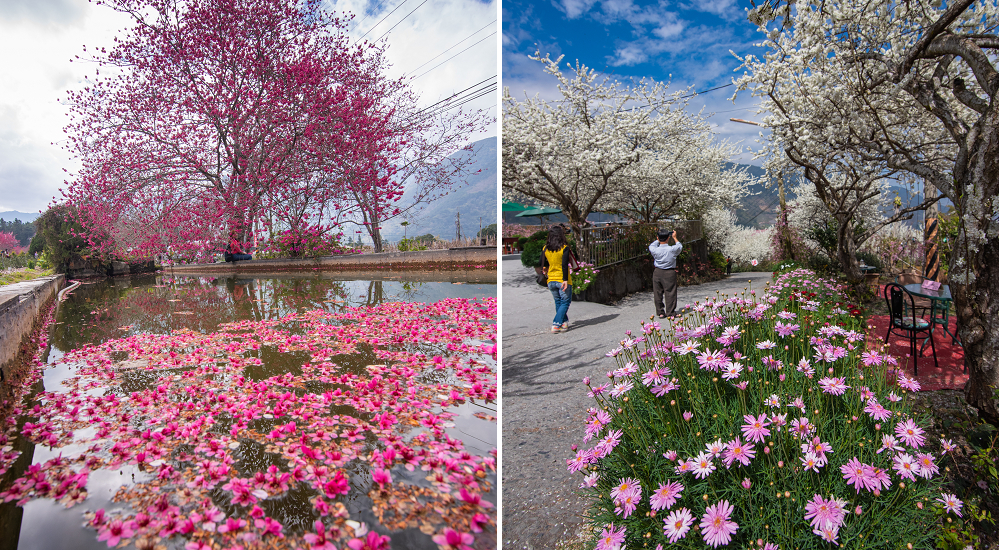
[503,53,750,226]
[702,207,774,263]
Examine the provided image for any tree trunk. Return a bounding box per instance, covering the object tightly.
[835,217,866,298]
[952,235,999,426]
[952,108,999,425]
[371,224,383,253]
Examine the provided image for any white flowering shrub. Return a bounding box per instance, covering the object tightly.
[703,208,774,265]
[570,269,960,549]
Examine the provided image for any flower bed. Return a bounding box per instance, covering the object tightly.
[570,268,958,549]
[0,297,497,549]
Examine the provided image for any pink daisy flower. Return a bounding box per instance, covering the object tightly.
[674,460,695,475]
[662,507,693,543]
[865,466,892,492]
[876,434,903,454]
[790,417,815,439]
[895,418,926,448]
[649,481,684,511]
[700,500,738,548]
[595,523,626,550]
[813,524,840,545]
[864,401,892,422]
[840,457,869,493]
[756,340,777,350]
[614,488,641,518]
[916,453,939,479]
[892,453,919,481]
[692,451,716,479]
[800,452,822,473]
[610,381,634,398]
[937,493,963,517]
[741,413,771,443]
[800,437,832,465]
[721,362,743,380]
[804,494,844,530]
[818,377,850,396]
[610,478,641,502]
[567,449,593,473]
[722,437,756,468]
[897,375,921,392]
[774,321,800,337]
[704,439,725,458]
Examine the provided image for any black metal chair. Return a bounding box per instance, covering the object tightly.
[884,283,938,375]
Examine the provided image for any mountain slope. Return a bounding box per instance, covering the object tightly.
[381,137,497,242]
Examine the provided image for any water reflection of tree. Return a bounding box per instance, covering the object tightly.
[50,276,357,353]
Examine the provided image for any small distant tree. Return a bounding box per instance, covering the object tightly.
[477,224,497,239]
[0,232,18,252]
[33,205,109,273]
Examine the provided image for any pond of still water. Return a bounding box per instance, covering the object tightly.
[0,272,497,550]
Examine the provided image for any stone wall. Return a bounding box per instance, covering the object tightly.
[574,257,654,305]
[65,258,157,279]
[165,246,498,274]
[0,275,63,383]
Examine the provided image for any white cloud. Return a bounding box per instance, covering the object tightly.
[559,0,600,19]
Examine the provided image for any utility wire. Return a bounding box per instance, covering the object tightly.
[422,85,496,118]
[413,31,497,80]
[407,19,496,75]
[416,75,496,114]
[349,0,389,33]
[372,0,429,43]
[418,84,496,120]
[353,0,409,44]
[617,82,736,113]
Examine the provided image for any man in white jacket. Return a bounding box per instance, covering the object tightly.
[649,229,683,318]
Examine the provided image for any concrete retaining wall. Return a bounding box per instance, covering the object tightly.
[165,246,498,274]
[0,275,64,380]
[575,257,654,305]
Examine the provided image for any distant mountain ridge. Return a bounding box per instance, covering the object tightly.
[727,163,949,229]
[380,137,497,242]
[0,211,40,223]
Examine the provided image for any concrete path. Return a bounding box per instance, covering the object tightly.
[500,258,773,549]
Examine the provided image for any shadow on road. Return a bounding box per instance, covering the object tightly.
[566,313,619,328]
[503,343,610,398]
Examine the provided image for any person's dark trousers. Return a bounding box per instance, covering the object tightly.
[652,267,678,316]
[726,263,732,275]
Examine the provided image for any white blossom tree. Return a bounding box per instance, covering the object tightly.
[600,140,752,223]
[702,207,774,263]
[502,53,727,237]
[735,0,998,423]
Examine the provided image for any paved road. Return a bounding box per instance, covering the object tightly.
[500,257,773,549]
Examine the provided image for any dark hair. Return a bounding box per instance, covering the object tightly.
[658,229,672,241]
[545,226,567,251]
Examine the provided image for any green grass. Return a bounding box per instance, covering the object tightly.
[0,268,56,286]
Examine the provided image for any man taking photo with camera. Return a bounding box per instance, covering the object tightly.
[649,229,683,318]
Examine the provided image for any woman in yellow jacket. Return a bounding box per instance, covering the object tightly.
[540,226,572,333]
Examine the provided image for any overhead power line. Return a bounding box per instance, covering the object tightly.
[407,19,496,75]
[353,0,410,44]
[413,31,497,80]
[416,75,496,113]
[617,82,736,113]
[371,0,430,43]
[349,0,389,33]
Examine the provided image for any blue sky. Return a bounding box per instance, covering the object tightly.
[502,0,770,164]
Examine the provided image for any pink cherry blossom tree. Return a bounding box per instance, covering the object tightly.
[61,0,402,259]
[0,232,18,252]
